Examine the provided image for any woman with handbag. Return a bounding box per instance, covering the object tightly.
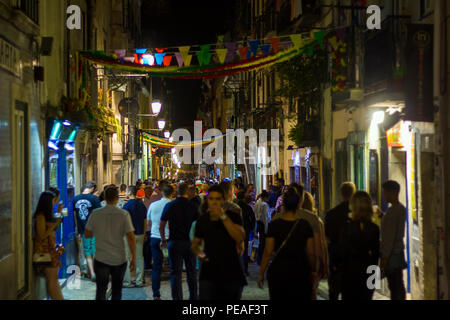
[33,190,65,300]
[257,186,316,300]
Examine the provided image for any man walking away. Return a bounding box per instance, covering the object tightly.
[324,182,356,301]
[237,191,256,276]
[123,186,147,288]
[119,184,128,207]
[160,183,199,300]
[147,184,174,300]
[84,186,136,300]
[254,191,270,266]
[379,180,407,300]
[188,185,201,213]
[73,181,101,282]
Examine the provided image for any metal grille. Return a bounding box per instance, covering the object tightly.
[12,0,39,24]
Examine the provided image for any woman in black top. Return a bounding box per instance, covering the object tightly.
[338,191,380,300]
[192,185,248,300]
[258,186,316,300]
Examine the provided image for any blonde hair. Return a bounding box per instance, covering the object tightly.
[302,191,317,215]
[349,191,374,222]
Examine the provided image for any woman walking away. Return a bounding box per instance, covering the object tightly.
[257,187,316,300]
[33,190,65,300]
[302,191,329,298]
[338,191,380,300]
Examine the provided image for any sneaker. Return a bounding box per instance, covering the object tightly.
[123,283,135,288]
[135,284,144,288]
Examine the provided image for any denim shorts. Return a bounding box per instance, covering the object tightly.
[82,235,96,256]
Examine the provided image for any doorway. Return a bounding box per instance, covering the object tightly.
[12,100,30,296]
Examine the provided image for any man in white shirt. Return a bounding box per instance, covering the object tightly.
[85,186,136,300]
[147,184,174,300]
[254,190,270,265]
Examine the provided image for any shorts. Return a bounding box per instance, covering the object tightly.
[82,235,96,256]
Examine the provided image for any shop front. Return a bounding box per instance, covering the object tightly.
[46,119,79,279]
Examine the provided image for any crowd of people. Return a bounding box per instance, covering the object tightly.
[31,176,407,301]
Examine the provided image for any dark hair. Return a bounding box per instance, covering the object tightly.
[47,187,60,198]
[200,185,225,215]
[237,191,246,201]
[219,180,233,194]
[127,185,138,196]
[289,183,304,197]
[162,184,174,197]
[120,184,127,192]
[260,190,269,199]
[177,182,189,196]
[104,185,119,202]
[34,191,56,222]
[84,181,97,191]
[158,179,169,189]
[382,180,400,193]
[283,187,301,212]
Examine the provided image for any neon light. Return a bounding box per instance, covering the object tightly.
[50,121,62,140]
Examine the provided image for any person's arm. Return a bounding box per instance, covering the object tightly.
[257,237,275,289]
[191,237,208,261]
[160,220,168,246]
[221,212,246,244]
[306,237,316,278]
[84,212,95,239]
[126,231,137,272]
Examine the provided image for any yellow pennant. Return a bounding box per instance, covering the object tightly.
[215,48,228,64]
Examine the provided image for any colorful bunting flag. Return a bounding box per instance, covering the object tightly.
[174,52,183,66]
[260,44,271,55]
[224,42,237,62]
[155,48,167,53]
[163,55,172,67]
[184,54,193,67]
[289,34,303,50]
[155,53,166,65]
[216,48,228,64]
[270,37,280,53]
[238,46,249,60]
[313,30,325,48]
[248,39,260,57]
[135,49,147,54]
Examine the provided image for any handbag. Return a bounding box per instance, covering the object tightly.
[33,252,52,264]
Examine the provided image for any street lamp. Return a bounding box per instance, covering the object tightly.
[158,120,166,130]
[164,130,170,139]
[151,100,162,115]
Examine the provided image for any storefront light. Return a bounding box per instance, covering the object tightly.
[151,100,162,114]
[62,120,72,127]
[48,139,59,151]
[50,120,62,140]
[66,127,79,143]
[164,131,170,139]
[158,120,166,130]
[372,111,385,125]
[64,142,75,151]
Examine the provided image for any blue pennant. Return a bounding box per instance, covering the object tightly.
[260,44,271,55]
[154,53,166,66]
[248,40,260,57]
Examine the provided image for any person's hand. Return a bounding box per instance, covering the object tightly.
[208,205,224,219]
[129,256,136,272]
[56,202,64,214]
[197,251,209,262]
[375,207,383,218]
[257,274,265,289]
[236,244,244,256]
[160,240,168,249]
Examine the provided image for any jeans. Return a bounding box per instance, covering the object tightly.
[150,238,163,298]
[94,259,127,300]
[328,244,342,301]
[168,240,198,300]
[242,237,250,274]
[143,231,153,269]
[123,234,145,286]
[199,281,244,300]
[386,269,406,300]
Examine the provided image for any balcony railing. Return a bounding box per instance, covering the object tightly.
[12,0,39,24]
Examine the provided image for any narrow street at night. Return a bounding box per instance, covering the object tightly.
[1,0,450,315]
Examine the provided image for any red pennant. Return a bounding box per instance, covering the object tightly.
[155,48,167,53]
[270,37,280,53]
[163,55,172,66]
[238,47,249,60]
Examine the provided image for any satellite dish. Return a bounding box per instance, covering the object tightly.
[118,98,140,118]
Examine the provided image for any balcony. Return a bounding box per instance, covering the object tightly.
[12,0,38,24]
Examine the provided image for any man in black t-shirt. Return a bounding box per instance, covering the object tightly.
[73,181,101,281]
[237,191,255,276]
[160,183,199,300]
[192,185,247,300]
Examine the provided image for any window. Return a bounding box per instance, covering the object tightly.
[12,0,38,23]
[420,0,434,19]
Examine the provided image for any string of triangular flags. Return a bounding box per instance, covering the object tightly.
[79,30,329,79]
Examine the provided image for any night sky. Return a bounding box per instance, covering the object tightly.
[141,0,237,130]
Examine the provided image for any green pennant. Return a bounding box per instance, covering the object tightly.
[306,45,314,57]
[313,30,325,48]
